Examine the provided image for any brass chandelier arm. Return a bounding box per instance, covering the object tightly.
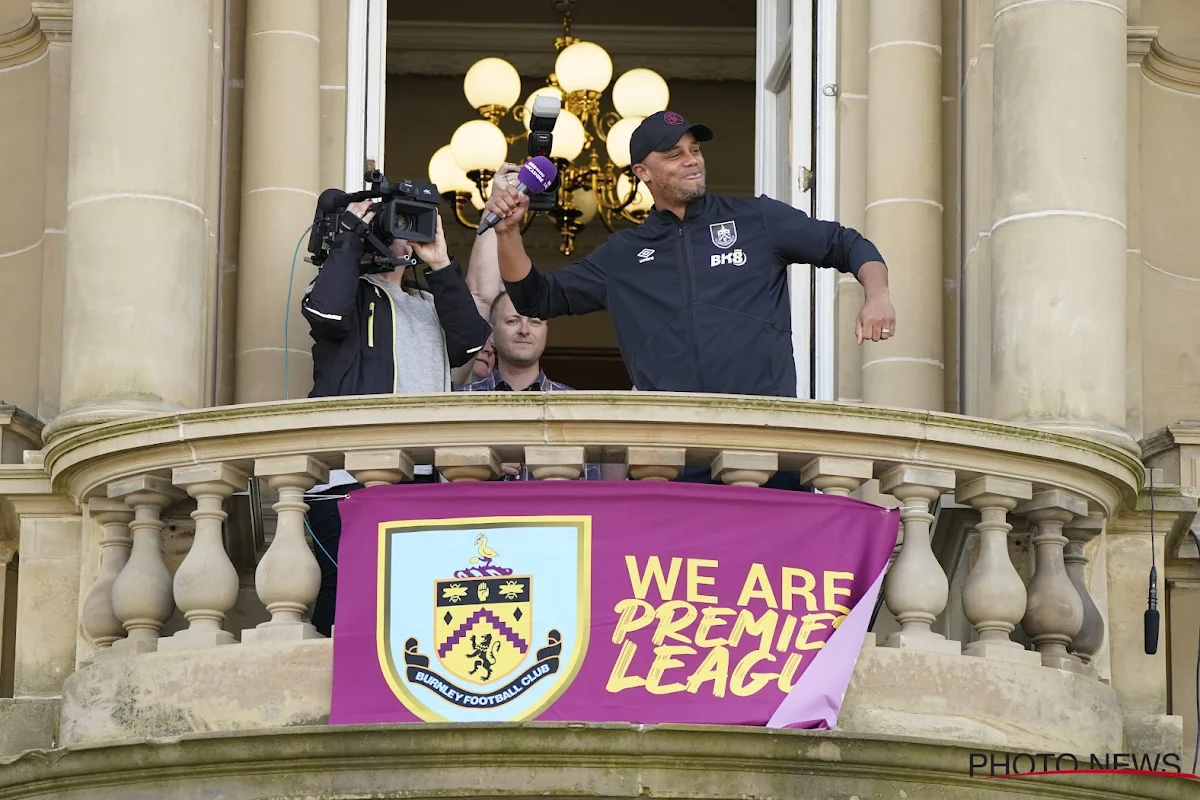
[449,193,479,229]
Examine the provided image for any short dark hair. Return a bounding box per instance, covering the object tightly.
[488,291,509,323]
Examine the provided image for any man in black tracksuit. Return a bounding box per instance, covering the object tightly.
[482,110,896,487]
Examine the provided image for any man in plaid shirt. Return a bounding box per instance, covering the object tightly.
[456,292,602,481]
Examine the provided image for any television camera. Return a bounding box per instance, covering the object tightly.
[306,170,441,274]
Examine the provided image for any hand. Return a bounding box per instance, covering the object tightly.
[855,292,896,344]
[500,463,522,478]
[489,162,521,196]
[481,169,530,234]
[347,199,375,226]
[405,211,451,270]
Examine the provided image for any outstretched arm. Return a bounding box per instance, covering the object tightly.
[760,195,896,344]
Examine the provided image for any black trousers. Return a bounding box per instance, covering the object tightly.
[306,472,439,637]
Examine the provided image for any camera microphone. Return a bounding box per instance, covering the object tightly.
[317,188,353,214]
[476,156,559,235]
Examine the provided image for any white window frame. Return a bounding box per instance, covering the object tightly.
[755,0,837,400]
[345,0,388,191]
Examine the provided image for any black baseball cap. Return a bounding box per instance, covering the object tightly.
[629,110,713,165]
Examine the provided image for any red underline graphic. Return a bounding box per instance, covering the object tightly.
[981,770,1200,781]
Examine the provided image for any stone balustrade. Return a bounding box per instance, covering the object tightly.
[0,392,1148,755]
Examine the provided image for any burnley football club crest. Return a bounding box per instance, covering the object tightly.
[376,517,591,721]
[710,220,737,249]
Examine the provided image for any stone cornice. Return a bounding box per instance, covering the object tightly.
[36,393,1142,515]
[31,2,72,44]
[1126,26,1158,62]
[0,405,45,451]
[1143,38,1200,95]
[0,722,1167,798]
[0,12,46,67]
[1139,420,1200,462]
[386,21,756,82]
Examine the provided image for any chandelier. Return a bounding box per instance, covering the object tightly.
[427,0,670,255]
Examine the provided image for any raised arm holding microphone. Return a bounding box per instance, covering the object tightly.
[482,110,896,400]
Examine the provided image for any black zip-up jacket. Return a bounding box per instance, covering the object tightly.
[503,193,884,398]
[301,233,491,397]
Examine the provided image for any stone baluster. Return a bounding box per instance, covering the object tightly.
[79,499,134,657]
[436,446,500,482]
[159,464,248,650]
[800,456,874,497]
[1063,511,1105,676]
[107,476,185,656]
[712,451,778,487]
[880,466,959,653]
[955,476,1041,664]
[525,446,584,481]
[242,456,328,642]
[345,449,414,487]
[1016,490,1087,672]
[626,447,686,481]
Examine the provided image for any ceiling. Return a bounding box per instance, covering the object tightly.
[389,0,755,29]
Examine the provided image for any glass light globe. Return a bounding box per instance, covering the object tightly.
[450,119,508,173]
[522,86,564,131]
[463,57,521,110]
[571,188,598,225]
[548,110,586,162]
[605,116,643,168]
[468,187,486,210]
[554,41,613,94]
[617,174,652,212]
[428,145,475,194]
[612,68,669,118]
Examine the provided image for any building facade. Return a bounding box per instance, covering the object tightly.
[1,0,1199,797]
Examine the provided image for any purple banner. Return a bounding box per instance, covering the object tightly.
[329,481,898,727]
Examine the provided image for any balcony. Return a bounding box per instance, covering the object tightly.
[0,392,1190,800]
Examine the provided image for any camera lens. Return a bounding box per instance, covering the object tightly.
[394,212,418,232]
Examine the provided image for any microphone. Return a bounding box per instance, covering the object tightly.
[476,156,558,235]
[317,188,354,213]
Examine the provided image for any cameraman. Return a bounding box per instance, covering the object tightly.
[303,201,490,396]
[300,200,490,636]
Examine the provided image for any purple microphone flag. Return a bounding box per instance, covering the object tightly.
[519,156,557,193]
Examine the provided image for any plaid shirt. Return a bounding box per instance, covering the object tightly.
[456,370,601,481]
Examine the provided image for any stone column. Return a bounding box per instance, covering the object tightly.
[990,0,1133,451]
[319,0,348,190]
[32,2,73,423]
[235,0,321,403]
[835,0,868,403]
[862,0,944,411]
[44,0,212,440]
[0,3,48,415]
[1140,42,1200,435]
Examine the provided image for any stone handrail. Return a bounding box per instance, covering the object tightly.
[0,393,1144,752]
[23,392,1140,510]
